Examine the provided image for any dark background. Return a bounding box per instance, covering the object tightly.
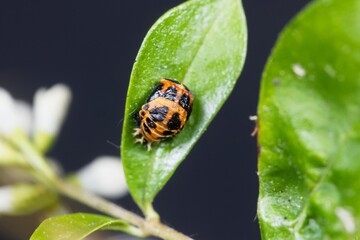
[0,0,310,239]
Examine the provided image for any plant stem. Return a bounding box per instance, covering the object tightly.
[55,180,193,240]
[10,131,57,185]
[15,131,192,240]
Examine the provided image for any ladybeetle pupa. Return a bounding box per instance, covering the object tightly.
[133,78,194,150]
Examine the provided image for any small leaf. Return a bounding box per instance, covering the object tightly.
[257,0,360,239]
[30,213,141,240]
[121,0,247,214]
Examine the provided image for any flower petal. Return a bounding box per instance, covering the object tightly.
[15,100,32,136]
[0,186,13,213]
[0,88,17,136]
[33,84,72,136]
[33,84,72,152]
[77,156,128,199]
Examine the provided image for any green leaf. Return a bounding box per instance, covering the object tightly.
[121,0,247,215]
[257,0,360,239]
[30,213,142,240]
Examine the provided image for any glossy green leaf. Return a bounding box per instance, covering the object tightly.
[30,213,140,240]
[121,0,247,215]
[257,0,360,239]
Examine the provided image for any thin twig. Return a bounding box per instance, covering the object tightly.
[55,180,193,240]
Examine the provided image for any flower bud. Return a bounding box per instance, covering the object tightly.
[0,88,17,136]
[0,140,27,167]
[76,156,128,199]
[0,88,32,137]
[15,100,32,136]
[33,84,72,152]
[0,184,57,215]
[0,186,12,213]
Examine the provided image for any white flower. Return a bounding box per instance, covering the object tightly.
[0,88,32,136]
[33,84,72,137]
[77,156,128,199]
[0,84,73,140]
[0,83,71,141]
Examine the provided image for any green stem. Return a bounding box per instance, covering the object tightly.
[55,180,193,240]
[13,131,192,240]
[9,131,57,185]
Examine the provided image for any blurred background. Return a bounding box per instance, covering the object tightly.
[0,0,310,239]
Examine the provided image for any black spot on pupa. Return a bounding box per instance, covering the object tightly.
[134,112,141,127]
[147,83,164,102]
[146,118,156,128]
[150,106,168,122]
[163,130,174,136]
[165,79,180,84]
[143,123,151,134]
[179,93,190,110]
[164,86,177,101]
[167,113,181,130]
[140,111,146,116]
[143,104,149,110]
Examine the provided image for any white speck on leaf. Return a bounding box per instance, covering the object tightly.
[292,64,306,78]
[272,78,281,85]
[324,65,336,78]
